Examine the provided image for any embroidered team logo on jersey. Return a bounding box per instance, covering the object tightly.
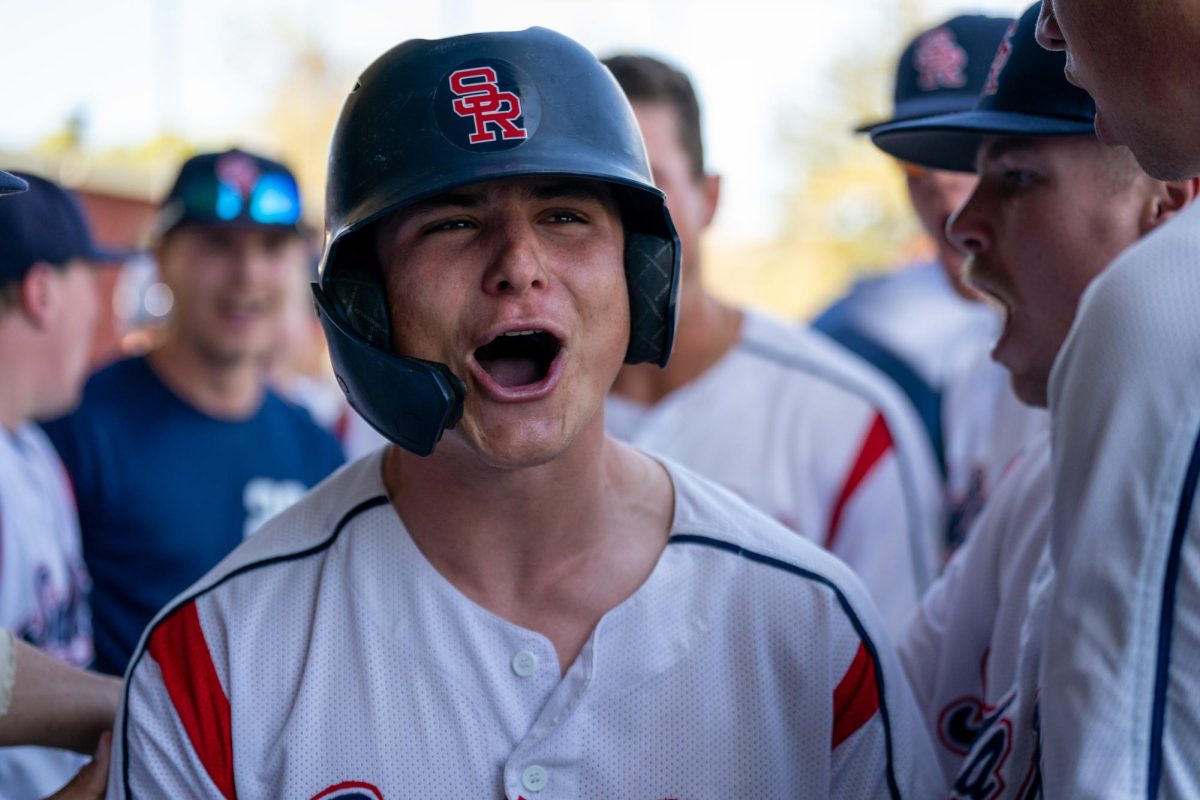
[435,60,541,152]
[983,21,1019,96]
[310,781,384,800]
[914,28,968,90]
[942,688,1017,800]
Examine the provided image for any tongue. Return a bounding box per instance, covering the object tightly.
[480,356,541,388]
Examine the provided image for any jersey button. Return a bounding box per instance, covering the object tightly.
[512,650,537,677]
[521,765,549,792]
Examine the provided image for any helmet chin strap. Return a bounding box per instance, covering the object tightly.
[313,285,466,456]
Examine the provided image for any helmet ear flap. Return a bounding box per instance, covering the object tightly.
[623,231,679,367]
[324,233,393,349]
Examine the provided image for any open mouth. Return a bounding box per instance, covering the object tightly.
[474,329,562,389]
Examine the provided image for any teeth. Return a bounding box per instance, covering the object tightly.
[500,329,543,337]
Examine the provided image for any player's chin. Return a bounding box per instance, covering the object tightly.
[451,410,573,470]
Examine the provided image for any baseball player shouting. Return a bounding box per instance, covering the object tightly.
[110,28,941,799]
[603,54,943,636]
[871,3,1196,795]
[814,15,1044,553]
[1034,1,1200,796]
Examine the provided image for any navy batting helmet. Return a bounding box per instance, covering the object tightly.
[314,27,681,456]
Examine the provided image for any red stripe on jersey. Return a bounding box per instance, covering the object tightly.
[147,602,236,799]
[824,412,894,550]
[832,641,881,748]
[333,406,351,445]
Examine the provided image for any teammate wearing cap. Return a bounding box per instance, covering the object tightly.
[43,150,344,679]
[1032,2,1200,796]
[816,14,1047,555]
[603,53,942,636]
[0,173,124,798]
[110,29,941,798]
[870,4,1197,794]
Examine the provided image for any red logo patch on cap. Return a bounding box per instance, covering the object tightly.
[983,21,1019,96]
[449,66,527,144]
[914,28,968,91]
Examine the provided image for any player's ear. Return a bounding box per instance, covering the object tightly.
[1143,176,1198,234]
[17,262,56,328]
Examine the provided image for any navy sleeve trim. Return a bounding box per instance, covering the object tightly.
[669,533,902,800]
[121,494,391,798]
[810,328,946,480]
[1147,421,1200,798]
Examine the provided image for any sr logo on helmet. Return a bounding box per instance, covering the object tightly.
[435,60,542,152]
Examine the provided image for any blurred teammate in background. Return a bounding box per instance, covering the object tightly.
[44,149,344,678]
[604,53,942,634]
[0,171,122,799]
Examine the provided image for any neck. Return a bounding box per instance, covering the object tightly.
[383,418,674,671]
[147,335,265,419]
[610,280,742,405]
[0,326,47,431]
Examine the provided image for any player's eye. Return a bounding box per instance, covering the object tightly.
[1001,170,1037,191]
[541,209,588,225]
[421,217,476,235]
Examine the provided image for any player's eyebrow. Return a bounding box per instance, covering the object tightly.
[524,179,614,205]
[404,191,485,214]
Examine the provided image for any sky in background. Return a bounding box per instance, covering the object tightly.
[2,0,1027,241]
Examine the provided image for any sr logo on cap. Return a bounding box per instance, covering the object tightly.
[915,28,968,91]
[435,59,541,151]
[983,20,1018,96]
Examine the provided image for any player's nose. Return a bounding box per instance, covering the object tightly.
[946,188,990,255]
[1035,0,1067,52]
[483,218,548,297]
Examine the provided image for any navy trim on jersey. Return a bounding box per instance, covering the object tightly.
[669,533,902,800]
[812,327,946,479]
[1147,421,1200,799]
[738,334,933,594]
[120,494,391,798]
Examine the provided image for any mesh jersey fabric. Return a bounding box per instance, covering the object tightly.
[111,450,945,799]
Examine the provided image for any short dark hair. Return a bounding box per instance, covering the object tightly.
[603,54,706,179]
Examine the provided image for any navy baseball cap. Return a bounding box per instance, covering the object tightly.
[0,173,127,283]
[155,148,303,239]
[869,3,1096,173]
[0,170,27,195]
[856,14,1014,133]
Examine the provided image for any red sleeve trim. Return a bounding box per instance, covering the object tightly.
[147,601,236,799]
[832,641,881,749]
[824,411,894,550]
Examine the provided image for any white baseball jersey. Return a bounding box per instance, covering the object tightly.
[940,345,1048,553]
[607,310,943,635]
[901,432,1050,794]
[0,424,91,798]
[1042,200,1200,799]
[111,449,944,799]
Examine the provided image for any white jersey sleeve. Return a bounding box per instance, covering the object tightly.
[1043,201,1200,799]
[112,603,235,798]
[901,433,1051,784]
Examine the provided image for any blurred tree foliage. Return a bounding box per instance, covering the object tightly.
[705,0,938,321]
